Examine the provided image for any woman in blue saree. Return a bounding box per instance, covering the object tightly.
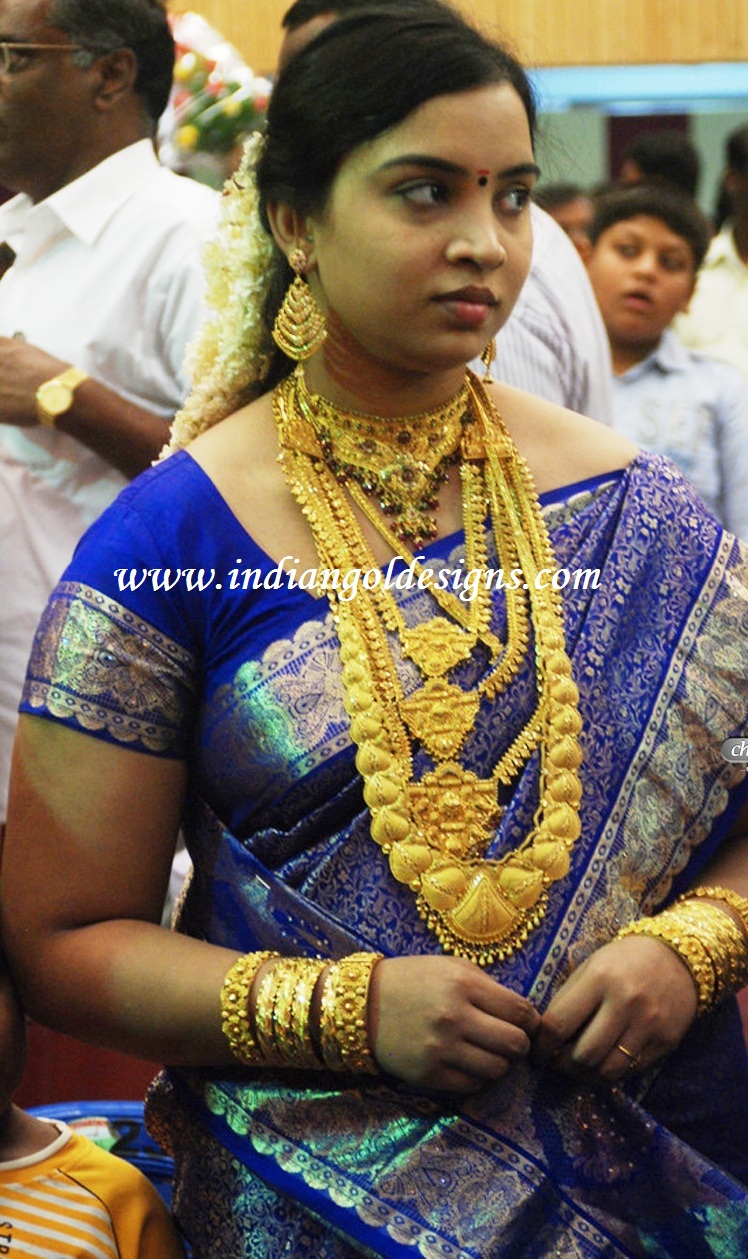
[3,6,748,1256]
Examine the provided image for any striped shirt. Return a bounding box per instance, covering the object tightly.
[0,1121,183,1258]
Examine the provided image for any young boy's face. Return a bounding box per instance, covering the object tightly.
[586,214,696,359]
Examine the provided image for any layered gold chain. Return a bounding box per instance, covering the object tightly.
[274,367,583,965]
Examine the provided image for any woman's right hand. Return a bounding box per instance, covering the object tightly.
[369,955,540,1094]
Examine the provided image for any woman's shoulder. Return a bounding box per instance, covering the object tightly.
[487,381,638,495]
[81,449,218,552]
[188,393,276,465]
[186,393,295,537]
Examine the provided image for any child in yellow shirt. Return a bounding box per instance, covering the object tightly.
[0,954,184,1258]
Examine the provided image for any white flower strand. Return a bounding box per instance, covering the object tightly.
[161,131,277,457]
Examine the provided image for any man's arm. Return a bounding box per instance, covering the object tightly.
[0,337,172,477]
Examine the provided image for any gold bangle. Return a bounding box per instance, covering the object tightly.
[617,900,748,1015]
[289,960,327,1068]
[220,951,279,1066]
[319,952,382,1074]
[271,958,326,1068]
[670,900,748,1004]
[269,960,303,1062]
[253,959,287,1065]
[617,911,716,1014]
[680,885,748,934]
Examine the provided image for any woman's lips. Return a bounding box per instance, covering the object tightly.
[436,287,498,327]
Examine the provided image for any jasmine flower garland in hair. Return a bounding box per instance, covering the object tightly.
[162,131,276,457]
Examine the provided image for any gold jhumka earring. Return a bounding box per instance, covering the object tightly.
[480,338,496,380]
[272,245,328,362]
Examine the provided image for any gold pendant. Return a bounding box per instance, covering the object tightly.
[408,761,499,852]
[448,869,520,938]
[400,679,480,759]
[399,619,475,676]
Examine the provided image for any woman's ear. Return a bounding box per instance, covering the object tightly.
[266,202,315,267]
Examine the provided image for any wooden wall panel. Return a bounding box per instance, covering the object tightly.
[171,0,748,72]
[451,0,748,66]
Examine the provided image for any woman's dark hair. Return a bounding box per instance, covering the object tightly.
[257,3,536,386]
[50,0,175,128]
[589,183,711,271]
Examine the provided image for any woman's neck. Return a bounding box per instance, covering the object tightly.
[303,311,468,416]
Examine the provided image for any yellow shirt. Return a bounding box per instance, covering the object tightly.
[0,1121,184,1258]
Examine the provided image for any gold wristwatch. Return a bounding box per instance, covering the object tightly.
[35,367,89,427]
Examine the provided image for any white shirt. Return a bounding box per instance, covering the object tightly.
[674,223,748,379]
[0,140,217,817]
[489,204,613,423]
[611,329,748,540]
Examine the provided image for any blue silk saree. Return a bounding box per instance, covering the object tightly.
[20,448,748,1257]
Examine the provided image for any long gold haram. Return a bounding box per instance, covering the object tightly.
[274,368,583,964]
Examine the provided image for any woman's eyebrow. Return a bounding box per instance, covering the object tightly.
[377,155,540,179]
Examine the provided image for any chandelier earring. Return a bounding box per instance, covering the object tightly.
[272,245,328,362]
[480,337,497,380]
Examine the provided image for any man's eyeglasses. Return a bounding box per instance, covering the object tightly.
[0,42,90,75]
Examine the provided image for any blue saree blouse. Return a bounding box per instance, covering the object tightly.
[20,447,748,1257]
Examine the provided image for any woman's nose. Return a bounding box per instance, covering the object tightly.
[445,210,508,271]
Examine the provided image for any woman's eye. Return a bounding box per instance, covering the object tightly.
[399,182,448,208]
[499,186,531,214]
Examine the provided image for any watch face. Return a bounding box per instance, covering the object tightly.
[39,381,72,416]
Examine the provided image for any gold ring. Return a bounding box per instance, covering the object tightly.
[616,1043,640,1069]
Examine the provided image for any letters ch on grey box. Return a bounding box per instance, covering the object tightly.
[721,738,748,763]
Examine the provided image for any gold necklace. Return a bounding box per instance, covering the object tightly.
[294,367,469,547]
[274,368,583,965]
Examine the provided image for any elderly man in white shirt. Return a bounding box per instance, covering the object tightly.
[0,0,218,825]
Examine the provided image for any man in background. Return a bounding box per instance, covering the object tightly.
[676,123,748,378]
[619,128,701,199]
[0,0,217,826]
[533,182,594,257]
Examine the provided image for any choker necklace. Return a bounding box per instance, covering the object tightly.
[274,368,583,965]
[293,368,469,547]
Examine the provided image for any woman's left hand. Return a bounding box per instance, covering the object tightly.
[532,935,699,1082]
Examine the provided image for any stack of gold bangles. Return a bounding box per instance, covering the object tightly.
[616,885,748,1015]
[220,950,383,1073]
